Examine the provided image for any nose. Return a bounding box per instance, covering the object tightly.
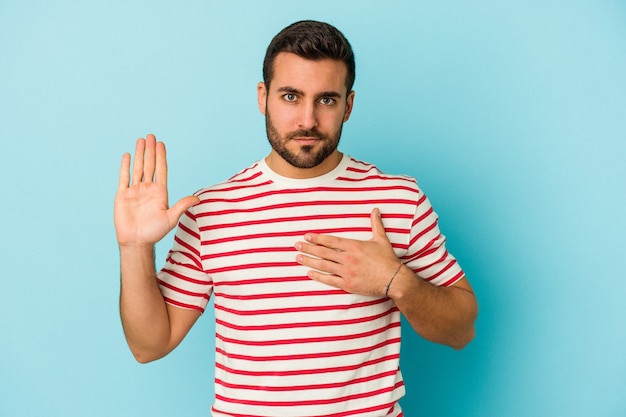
[298,101,318,130]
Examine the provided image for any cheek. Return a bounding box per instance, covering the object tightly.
[322,111,346,130]
[268,104,296,127]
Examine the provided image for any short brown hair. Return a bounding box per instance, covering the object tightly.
[263,20,356,93]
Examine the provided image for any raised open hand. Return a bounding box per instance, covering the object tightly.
[114,134,199,248]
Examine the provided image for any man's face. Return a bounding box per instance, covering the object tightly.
[258,52,354,178]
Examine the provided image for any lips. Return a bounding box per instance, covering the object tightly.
[294,137,320,143]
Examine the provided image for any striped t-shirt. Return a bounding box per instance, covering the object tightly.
[157,154,464,417]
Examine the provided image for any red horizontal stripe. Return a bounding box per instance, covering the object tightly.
[197,178,273,198]
[160,268,211,285]
[216,307,396,333]
[442,271,465,287]
[410,219,438,247]
[414,205,434,224]
[210,401,399,417]
[336,174,416,184]
[201,226,407,246]
[158,279,209,299]
[415,250,450,273]
[216,337,401,362]
[228,170,264,183]
[345,162,378,173]
[229,164,261,178]
[165,250,203,271]
[414,192,427,208]
[213,275,309,287]
[200,212,413,232]
[391,242,409,251]
[202,228,366,245]
[215,353,399,377]
[177,221,200,241]
[214,296,387,315]
[215,369,398,392]
[417,245,439,258]
[402,243,439,265]
[163,296,204,312]
[328,401,402,417]
[206,261,299,274]
[196,199,416,217]
[410,238,436,259]
[215,288,348,301]
[182,209,197,221]
[423,259,457,282]
[172,235,201,260]
[215,321,400,346]
[198,185,418,205]
[215,384,397,407]
[201,246,295,260]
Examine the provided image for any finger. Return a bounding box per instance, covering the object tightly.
[306,270,343,289]
[143,134,157,183]
[296,252,341,275]
[131,138,145,185]
[296,241,343,264]
[155,141,167,186]
[304,232,347,251]
[118,153,131,191]
[370,208,387,241]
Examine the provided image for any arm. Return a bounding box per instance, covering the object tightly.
[384,270,476,349]
[114,134,200,363]
[295,209,477,349]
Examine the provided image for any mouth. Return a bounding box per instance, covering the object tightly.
[292,137,321,145]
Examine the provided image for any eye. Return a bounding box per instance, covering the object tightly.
[320,97,335,105]
[283,93,297,102]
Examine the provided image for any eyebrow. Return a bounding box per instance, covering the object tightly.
[277,86,343,99]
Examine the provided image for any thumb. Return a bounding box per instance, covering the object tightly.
[370,208,387,241]
[168,195,201,224]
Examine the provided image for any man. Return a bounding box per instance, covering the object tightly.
[115,20,477,417]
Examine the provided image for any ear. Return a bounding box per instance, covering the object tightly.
[257,82,267,115]
[343,90,355,122]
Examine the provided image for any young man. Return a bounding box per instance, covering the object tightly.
[115,20,477,417]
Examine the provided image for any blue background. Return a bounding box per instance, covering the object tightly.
[1,1,625,416]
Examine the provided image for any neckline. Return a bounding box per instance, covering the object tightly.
[258,154,350,187]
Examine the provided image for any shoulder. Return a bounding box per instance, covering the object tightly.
[341,156,421,192]
[193,160,266,199]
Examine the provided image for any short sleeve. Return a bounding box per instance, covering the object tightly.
[157,207,213,312]
[402,188,465,287]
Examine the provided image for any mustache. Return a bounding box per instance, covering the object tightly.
[286,128,326,140]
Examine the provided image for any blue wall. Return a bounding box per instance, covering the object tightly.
[1,1,625,416]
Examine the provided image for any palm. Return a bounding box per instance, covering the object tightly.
[114,135,199,247]
[115,182,173,245]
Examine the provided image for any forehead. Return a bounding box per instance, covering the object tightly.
[270,52,348,96]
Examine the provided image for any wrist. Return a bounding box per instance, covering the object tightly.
[118,243,155,257]
[385,264,418,301]
[384,261,403,298]
[119,241,154,248]
[119,244,158,283]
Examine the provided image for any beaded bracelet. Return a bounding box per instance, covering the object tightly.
[385,262,403,297]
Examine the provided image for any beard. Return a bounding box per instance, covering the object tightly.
[265,109,343,169]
